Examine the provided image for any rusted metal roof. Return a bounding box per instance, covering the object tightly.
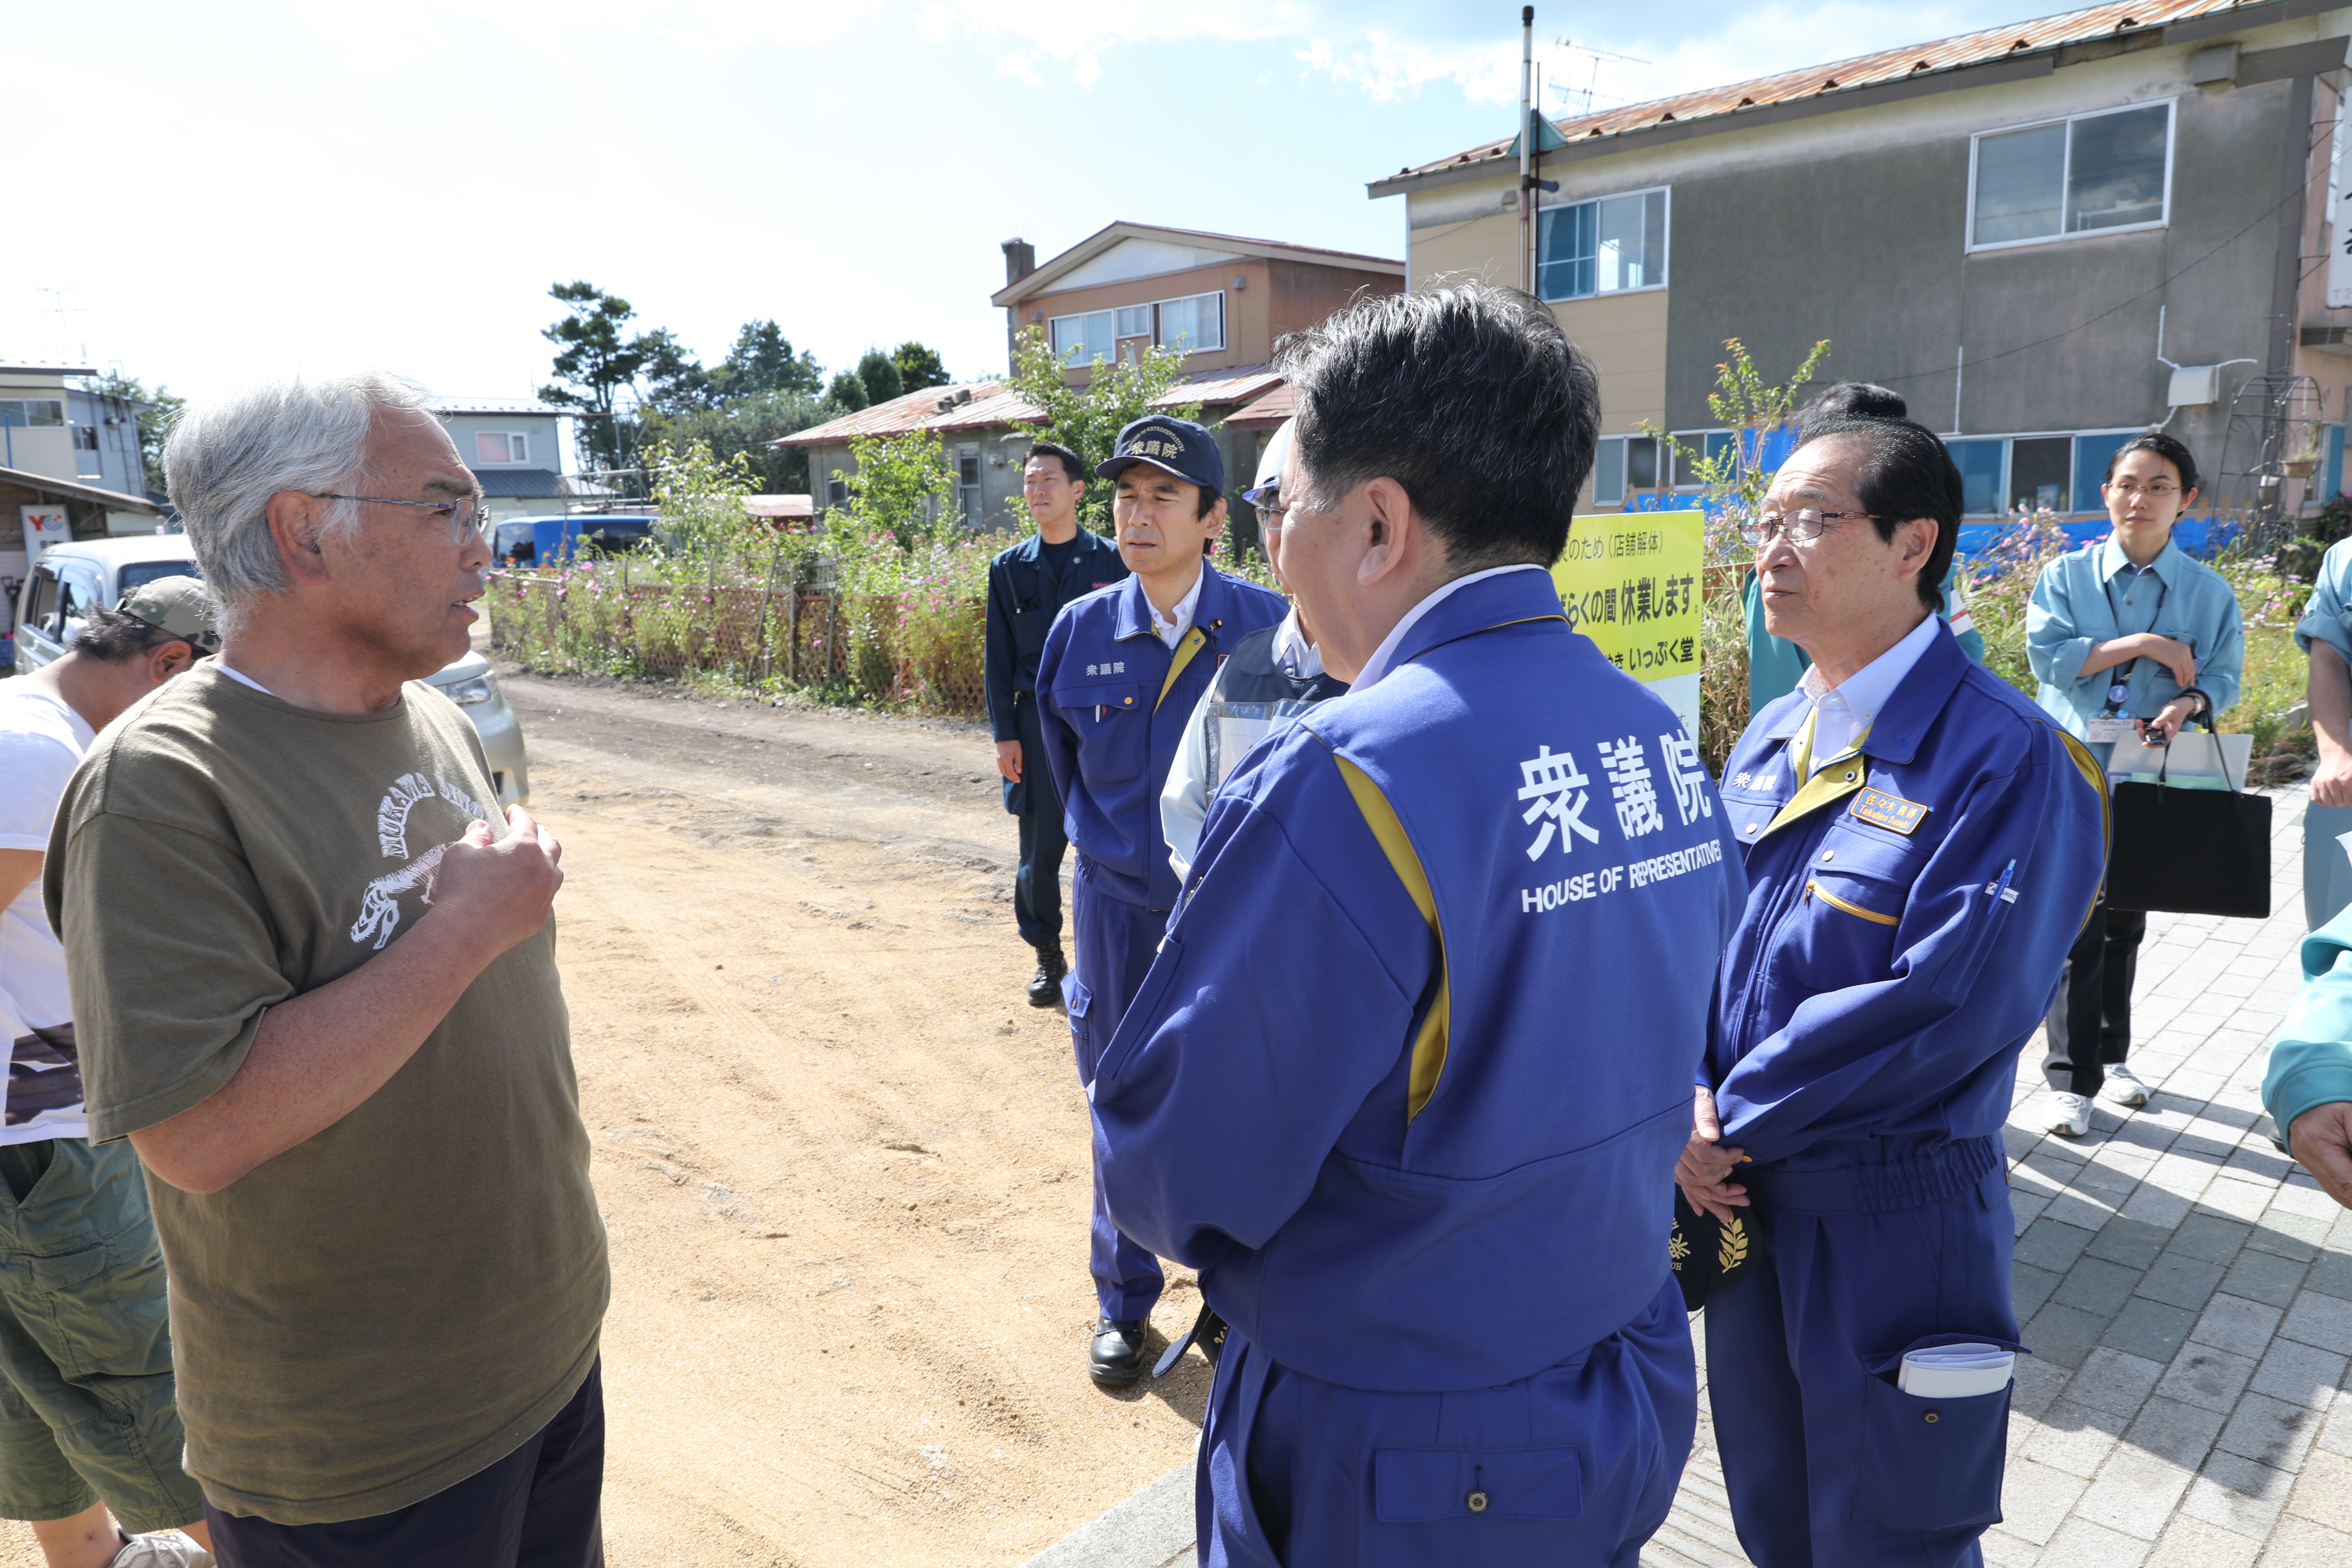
[1150,367,1285,410]
[0,464,158,513]
[1226,381,1300,431]
[1378,0,2245,188]
[776,381,1043,446]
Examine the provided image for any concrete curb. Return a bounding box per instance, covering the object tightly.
[1021,1462,1194,1568]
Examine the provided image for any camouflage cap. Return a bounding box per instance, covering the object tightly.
[117,575,221,654]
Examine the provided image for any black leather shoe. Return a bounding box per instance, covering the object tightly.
[1089,1317,1148,1387]
[1027,947,1068,1008]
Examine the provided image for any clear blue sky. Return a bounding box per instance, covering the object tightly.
[5,1,2069,407]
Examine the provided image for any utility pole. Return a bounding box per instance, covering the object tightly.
[1518,7,1534,295]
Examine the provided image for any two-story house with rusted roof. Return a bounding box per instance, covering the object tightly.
[782,225,1405,533]
[1374,0,2352,526]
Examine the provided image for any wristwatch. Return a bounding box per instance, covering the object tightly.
[2181,687,2211,717]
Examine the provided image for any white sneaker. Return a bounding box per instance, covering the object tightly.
[2045,1092,2092,1137]
[109,1532,213,1568]
[2104,1062,2152,1108]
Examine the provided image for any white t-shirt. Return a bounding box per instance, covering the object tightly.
[0,684,95,1142]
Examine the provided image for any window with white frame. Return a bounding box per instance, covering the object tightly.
[1592,435,1660,506]
[474,432,529,465]
[1052,291,1227,366]
[956,445,983,525]
[1537,188,1668,301]
[1052,310,1115,367]
[1968,101,2173,250]
[1155,292,1224,352]
[0,399,65,427]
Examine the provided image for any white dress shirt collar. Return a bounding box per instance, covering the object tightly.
[1795,610,1940,775]
[1271,606,1324,679]
[1149,567,1206,649]
[1351,564,1546,692]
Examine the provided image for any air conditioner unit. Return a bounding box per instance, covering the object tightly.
[2168,365,2222,407]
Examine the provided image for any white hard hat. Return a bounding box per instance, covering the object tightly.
[1246,419,1293,504]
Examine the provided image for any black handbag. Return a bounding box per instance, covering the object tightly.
[1670,1187,1765,1310]
[2103,726,2270,918]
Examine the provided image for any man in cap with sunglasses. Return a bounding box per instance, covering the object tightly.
[1681,417,2106,1566]
[1035,414,1286,1387]
[46,374,605,1564]
[1,579,218,1568]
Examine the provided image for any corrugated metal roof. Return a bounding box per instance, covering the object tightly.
[779,365,1288,445]
[474,467,572,497]
[0,464,158,513]
[1151,368,1284,410]
[1380,0,2241,184]
[1226,382,1300,430]
[777,381,1038,445]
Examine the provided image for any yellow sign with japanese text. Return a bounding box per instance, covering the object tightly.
[1551,509,1704,741]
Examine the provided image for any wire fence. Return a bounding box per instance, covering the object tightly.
[486,569,987,717]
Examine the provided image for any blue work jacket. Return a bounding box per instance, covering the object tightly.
[1038,566,1287,912]
[982,528,1128,742]
[1093,569,1744,1392]
[2026,535,2243,766]
[1711,623,2108,1178]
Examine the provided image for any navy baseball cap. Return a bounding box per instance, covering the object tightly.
[1096,416,1225,495]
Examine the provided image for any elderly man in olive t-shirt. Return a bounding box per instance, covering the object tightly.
[44,373,609,1564]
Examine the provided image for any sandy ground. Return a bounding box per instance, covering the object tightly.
[3,670,1208,1567]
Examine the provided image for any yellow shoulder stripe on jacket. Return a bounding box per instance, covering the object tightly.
[1157,625,1209,710]
[1333,754,1451,1121]
[2052,727,2111,938]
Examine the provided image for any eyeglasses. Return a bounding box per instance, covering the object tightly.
[2106,481,2180,498]
[312,493,484,544]
[1739,507,1883,547]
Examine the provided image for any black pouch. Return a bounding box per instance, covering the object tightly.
[1669,1187,1765,1311]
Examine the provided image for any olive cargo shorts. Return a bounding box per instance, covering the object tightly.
[0,1136,203,1532]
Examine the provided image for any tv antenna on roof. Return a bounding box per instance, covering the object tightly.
[35,286,87,363]
[1551,38,1649,116]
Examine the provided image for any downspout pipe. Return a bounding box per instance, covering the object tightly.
[1519,7,1533,295]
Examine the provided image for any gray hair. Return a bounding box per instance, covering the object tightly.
[1276,283,1599,570]
[162,371,430,630]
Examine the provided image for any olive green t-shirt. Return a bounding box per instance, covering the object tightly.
[44,665,607,1524]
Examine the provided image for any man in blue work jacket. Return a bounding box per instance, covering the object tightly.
[984,442,1128,1006]
[1036,415,1285,1387]
[1681,417,2108,1568]
[1092,285,1744,1566]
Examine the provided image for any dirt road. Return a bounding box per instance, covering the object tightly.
[2,672,1208,1567]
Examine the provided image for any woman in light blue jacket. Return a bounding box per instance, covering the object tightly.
[2026,433,2243,1138]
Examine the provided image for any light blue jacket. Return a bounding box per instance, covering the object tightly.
[2295,536,2352,664]
[2266,906,2352,1139]
[2026,535,2243,766]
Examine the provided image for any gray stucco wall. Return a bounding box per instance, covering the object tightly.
[1662,77,2292,444]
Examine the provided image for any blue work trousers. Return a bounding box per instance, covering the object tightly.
[1706,1164,2019,1568]
[1010,695,1068,950]
[1195,1275,1693,1567]
[1065,860,1165,1322]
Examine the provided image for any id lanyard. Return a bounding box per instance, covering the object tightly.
[2099,569,2170,718]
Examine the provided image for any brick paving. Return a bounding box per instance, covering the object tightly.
[1645,785,2352,1566]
